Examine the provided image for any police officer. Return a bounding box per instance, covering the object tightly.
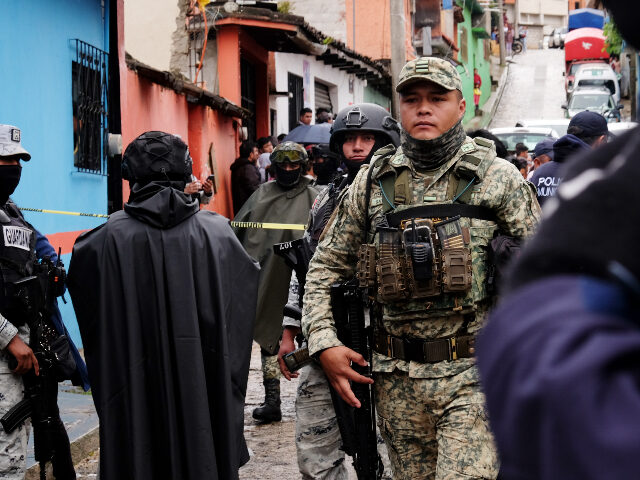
[234,142,319,424]
[0,124,39,479]
[302,58,541,479]
[278,104,400,479]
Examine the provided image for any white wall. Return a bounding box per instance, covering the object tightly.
[289,0,347,44]
[272,52,367,135]
[125,0,180,71]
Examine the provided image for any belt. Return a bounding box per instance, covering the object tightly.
[374,332,476,363]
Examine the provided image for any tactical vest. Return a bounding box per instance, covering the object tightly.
[0,201,37,326]
[357,137,499,320]
[308,176,349,247]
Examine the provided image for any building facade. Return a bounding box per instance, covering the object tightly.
[0,0,117,346]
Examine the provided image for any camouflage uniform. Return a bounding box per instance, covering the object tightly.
[0,318,30,480]
[302,58,541,479]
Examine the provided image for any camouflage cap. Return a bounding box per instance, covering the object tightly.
[396,57,462,93]
[270,141,308,164]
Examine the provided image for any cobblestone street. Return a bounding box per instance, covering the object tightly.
[490,48,568,129]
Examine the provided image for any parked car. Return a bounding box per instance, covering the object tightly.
[489,127,559,154]
[562,87,623,122]
[565,60,609,97]
[550,27,568,48]
[608,121,638,136]
[515,119,570,137]
[572,63,620,104]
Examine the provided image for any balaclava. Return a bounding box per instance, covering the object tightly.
[0,164,22,206]
[401,118,466,170]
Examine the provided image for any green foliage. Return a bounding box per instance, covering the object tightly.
[277,1,292,13]
[604,20,623,56]
[322,37,334,45]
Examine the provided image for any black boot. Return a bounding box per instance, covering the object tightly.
[252,379,281,423]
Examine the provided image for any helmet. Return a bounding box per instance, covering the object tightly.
[122,131,192,184]
[330,103,401,155]
[270,141,308,166]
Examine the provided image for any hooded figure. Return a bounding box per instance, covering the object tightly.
[67,131,259,480]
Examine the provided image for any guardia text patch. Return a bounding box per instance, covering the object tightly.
[3,226,32,251]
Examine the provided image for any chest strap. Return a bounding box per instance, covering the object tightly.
[386,204,497,228]
[374,332,476,363]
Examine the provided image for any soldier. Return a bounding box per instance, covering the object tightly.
[234,141,318,423]
[278,104,400,479]
[302,58,541,479]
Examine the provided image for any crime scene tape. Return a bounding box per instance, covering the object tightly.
[19,207,307,230]
[230,221,306,231]
[20,207,109,218]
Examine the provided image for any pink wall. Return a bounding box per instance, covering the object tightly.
[121,69,238,219]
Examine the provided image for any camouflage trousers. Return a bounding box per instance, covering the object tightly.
[261,351,281,383]
[296,361,392,480]
[0,354,30,480]
[374,367,498,480]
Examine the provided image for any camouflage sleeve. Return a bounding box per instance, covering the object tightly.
[492,160,542,238]
[302,168,369,356]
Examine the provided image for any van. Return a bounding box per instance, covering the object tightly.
[573,64,620,104]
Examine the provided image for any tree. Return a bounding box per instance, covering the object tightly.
[604,20,623,56]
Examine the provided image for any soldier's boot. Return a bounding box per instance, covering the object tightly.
[252,379,282,423]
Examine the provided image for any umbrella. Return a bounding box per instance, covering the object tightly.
[283,123,332,145]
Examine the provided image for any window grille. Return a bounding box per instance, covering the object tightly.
[72,39,109,174]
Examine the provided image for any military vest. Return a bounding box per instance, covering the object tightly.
[0,201,37,326]
[357,137,500,321]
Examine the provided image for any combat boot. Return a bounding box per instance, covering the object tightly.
[252,379,282,423]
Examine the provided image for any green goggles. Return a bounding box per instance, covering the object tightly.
[271,150,306,164]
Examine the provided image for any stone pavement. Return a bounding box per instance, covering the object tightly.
[490,48,567,129]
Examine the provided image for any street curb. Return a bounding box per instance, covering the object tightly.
[25,426,100,479]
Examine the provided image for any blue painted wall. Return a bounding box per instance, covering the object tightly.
[0,0,110,347]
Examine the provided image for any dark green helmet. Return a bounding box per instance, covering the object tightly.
[330,103,401,155]
[270,141,308,166]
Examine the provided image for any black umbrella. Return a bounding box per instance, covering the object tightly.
[283,123,332,144]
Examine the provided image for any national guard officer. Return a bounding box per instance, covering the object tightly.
[278,104,400,479]
[302,58,541,479]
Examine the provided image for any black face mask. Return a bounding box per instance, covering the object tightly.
[313,158,339,185]
[274,164,301,189]
[0,165,22,205]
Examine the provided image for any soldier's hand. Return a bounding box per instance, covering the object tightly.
[277,327,300,380]
[6,335,39,376]
[319,346,373,408]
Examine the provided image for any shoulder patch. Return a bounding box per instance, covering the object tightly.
[3,225,32,251]
[460,142,477,154]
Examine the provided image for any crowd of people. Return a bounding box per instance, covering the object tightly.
[1,1,639,478]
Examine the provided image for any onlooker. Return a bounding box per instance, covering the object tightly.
[519,25,528,52]
[506,26,514,57]
[530,111,608,206]
[184,174,214,204]
[230,140,261,215]
[315,108,333,124]
[277,133,287,144]
[257,136,274,183]
[515,142,530,170]
[511,156,528,180]
[299,108,312,126]
[473,68,482,116]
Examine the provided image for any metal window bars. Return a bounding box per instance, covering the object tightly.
[72,39,109,175]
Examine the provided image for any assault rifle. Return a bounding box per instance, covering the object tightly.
[331,280,383,480]
[1,252,76,480]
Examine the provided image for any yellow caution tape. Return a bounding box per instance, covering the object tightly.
[20,207,109,218]
[20,207,306,230]
[230,221,306,231]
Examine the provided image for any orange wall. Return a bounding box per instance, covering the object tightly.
[121,68,238,219]
[346,0,414,61]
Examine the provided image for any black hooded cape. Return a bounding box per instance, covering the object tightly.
[67,183,259,480]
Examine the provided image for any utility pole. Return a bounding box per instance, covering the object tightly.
[390,0,406,118]
[498,0,506,66]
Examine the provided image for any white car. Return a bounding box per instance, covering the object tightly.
[489,127,559,153]
[563,87,622,121]
[515,119,569,137]
[573,63,620,104]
